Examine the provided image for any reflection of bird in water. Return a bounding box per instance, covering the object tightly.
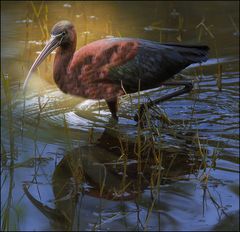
[23,20,209,121]
[23,125,201,230]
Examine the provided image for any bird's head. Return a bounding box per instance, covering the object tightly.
[51,20,76,47]
[23,20,76,92]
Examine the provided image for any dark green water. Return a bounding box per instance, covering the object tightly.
[1,1,239,231]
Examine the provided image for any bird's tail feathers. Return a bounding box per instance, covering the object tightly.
[163,43,210,63]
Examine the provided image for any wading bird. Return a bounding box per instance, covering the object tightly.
[23,20,209,121]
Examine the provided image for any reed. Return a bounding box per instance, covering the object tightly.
[30,1,48,40]
[195,18,222,91]
[1,73,18,231]
[63,113,73,152]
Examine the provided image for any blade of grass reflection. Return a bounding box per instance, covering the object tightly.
[30,96,50,201]
[2,164,16,230]
[1,73,18,230]
[143,195,157,231]
[93,211,136,230]
[1,143,8,167]
[2,73,15,159]
[134,201,145,230]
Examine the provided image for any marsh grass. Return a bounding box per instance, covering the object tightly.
[113,50,226,228]
[30,1,49,40]
[229,15,239,35]
[1,73,18,231]
[193,123,227,219]
[108,87,201,229]
[195,18,223,91]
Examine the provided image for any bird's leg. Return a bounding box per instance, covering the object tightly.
[106,98,119,121]
[134,81,193,122]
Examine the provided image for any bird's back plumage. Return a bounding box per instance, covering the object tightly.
[66,37,209,99]
[108,38,209,92]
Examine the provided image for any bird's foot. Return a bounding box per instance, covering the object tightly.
[112,114,119,121]
[109,115,119,124]
[133,113,139,122]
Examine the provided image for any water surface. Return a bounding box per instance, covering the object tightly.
[1,1,239,231]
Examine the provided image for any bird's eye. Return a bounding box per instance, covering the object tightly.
[62,31,67,36]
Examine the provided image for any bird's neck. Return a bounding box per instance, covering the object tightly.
[53,44,75,93]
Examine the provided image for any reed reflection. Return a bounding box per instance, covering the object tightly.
[23,124,202,230]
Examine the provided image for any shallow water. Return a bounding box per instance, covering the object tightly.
[1,1,239,231]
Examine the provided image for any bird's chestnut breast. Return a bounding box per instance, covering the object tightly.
[66,39,139,99]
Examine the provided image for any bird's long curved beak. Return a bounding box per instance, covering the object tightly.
[23,36,61,92]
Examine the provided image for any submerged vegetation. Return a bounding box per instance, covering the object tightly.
[1,1,239,231]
